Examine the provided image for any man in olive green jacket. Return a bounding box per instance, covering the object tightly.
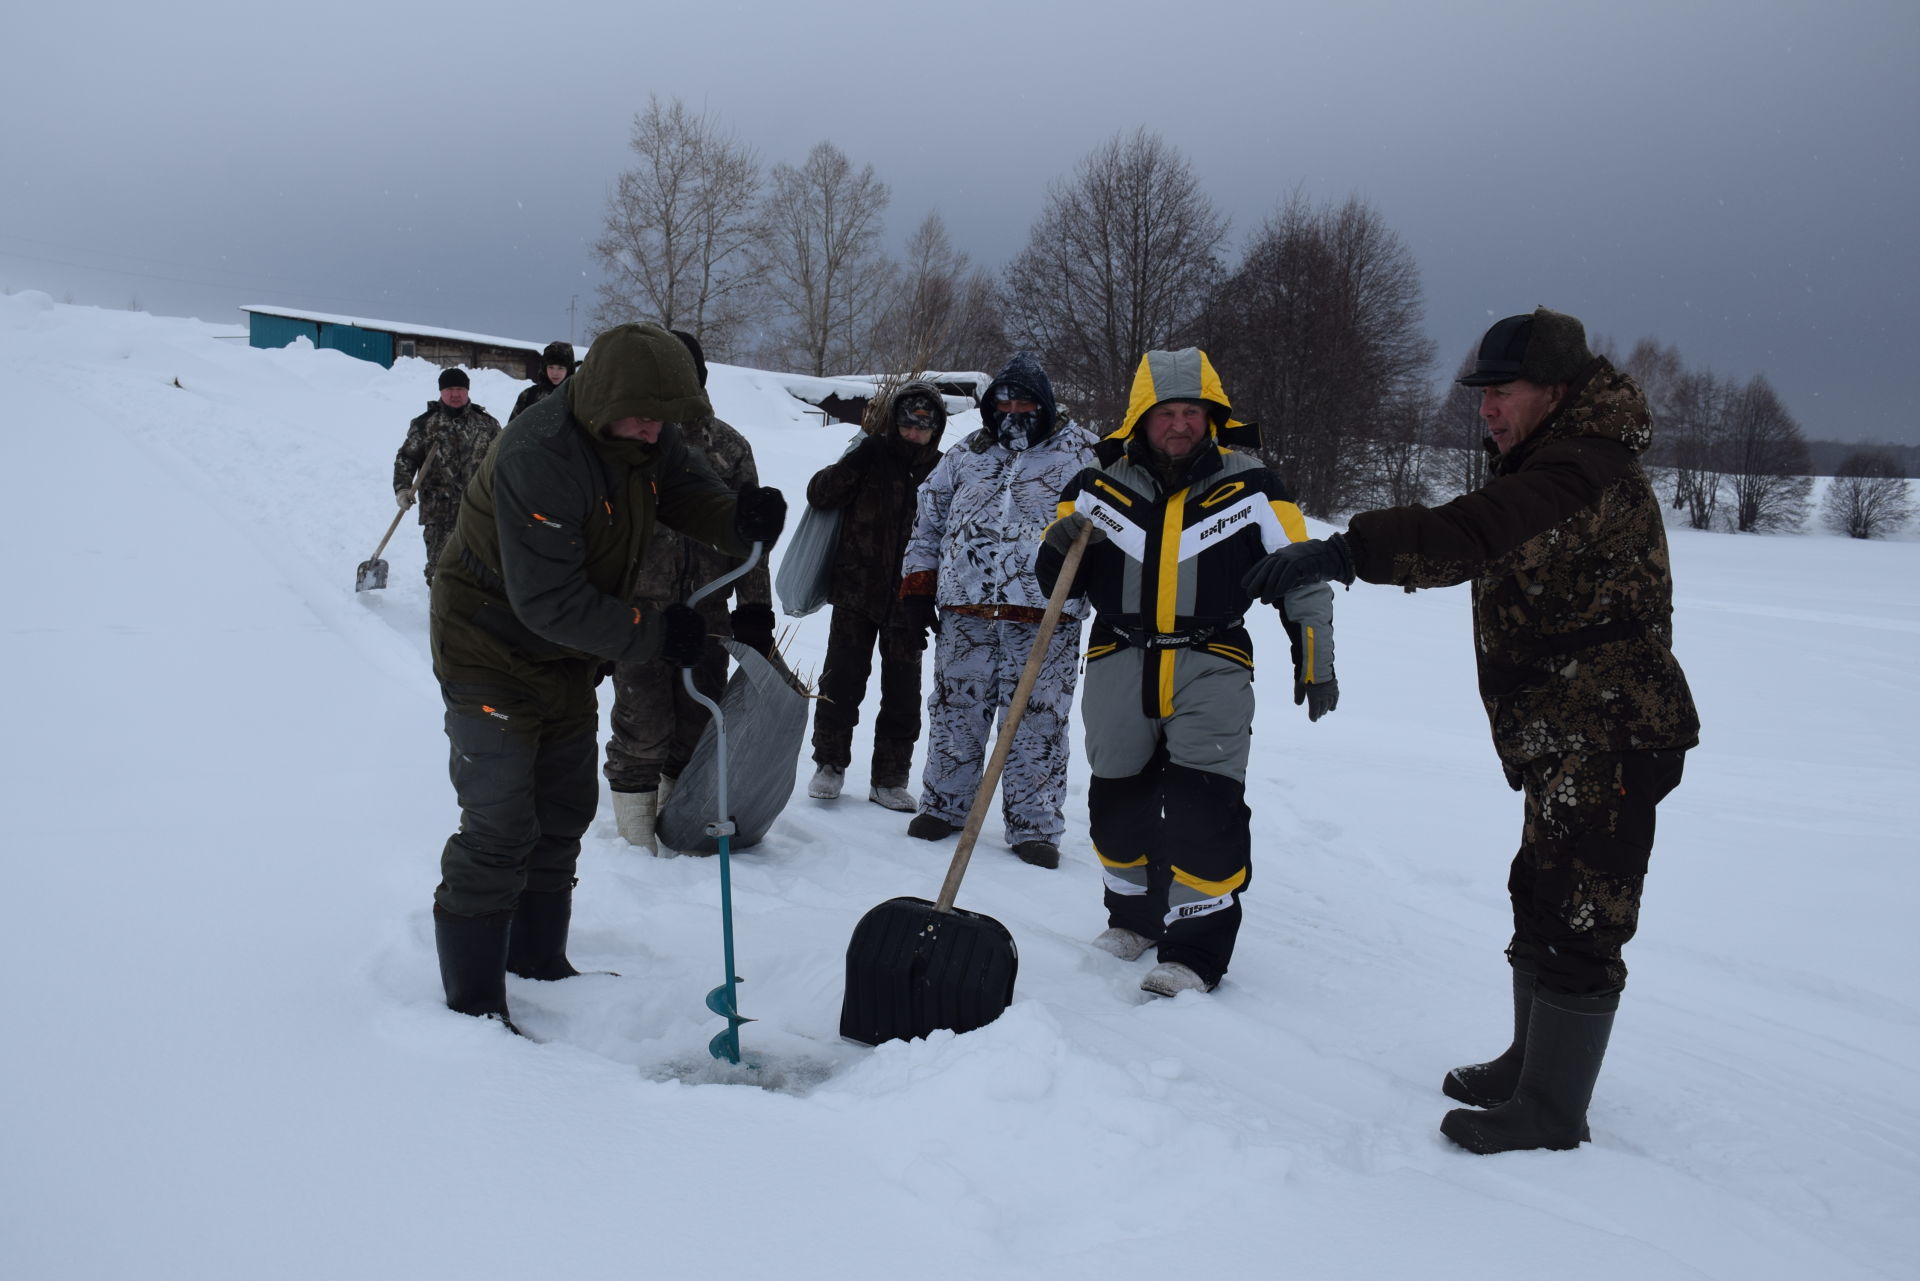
[427,321,786,1031]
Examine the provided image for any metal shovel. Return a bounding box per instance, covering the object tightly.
[356,442,438,592]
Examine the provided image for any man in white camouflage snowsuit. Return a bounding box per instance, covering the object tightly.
[1037,349,1336,996]
[898,353,1096,868]
[605,330,776,853]
[393,367,500,586]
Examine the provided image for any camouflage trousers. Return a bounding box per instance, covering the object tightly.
[603,642,728,792]
[918,611,1082,845]
[422,520,456,587]
[811,607,925,788]
[1508,748,1686,996]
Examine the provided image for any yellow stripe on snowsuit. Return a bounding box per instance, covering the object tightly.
[1272,498,1309,544]
[1096,848,1149,871]
[1172,865,1249,898]
[1303,626,1317,684]
[1156,486,1187,718]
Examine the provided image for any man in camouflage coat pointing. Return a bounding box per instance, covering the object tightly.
[1243,308,1699,1155]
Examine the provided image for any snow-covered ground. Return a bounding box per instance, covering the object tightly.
[4,293,1916,1280]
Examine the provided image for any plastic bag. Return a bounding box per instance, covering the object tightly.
[773,433,862,618]
[774,503,840,618]
[657,640,809,854]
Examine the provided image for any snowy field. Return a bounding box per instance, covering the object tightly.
[3,293,1917,1280]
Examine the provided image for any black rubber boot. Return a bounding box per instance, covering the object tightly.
[506,887,582,981]
[1440,988,1617,1154]
[1442,962,1536,1108]
[434,905,520,1033]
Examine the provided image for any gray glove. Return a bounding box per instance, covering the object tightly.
[395,488,414,510]
[1043,510,1105,556]
[1298,676,1339,723]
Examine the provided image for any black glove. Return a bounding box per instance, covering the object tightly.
[1296,675,1339,722]
[1043,511,1105,556]
[729,603,776,656]
[734,485,787,544]
[1242,533,1355,606]
[898,596,940,639]
[847,433,886,466]
[662,603,709,668]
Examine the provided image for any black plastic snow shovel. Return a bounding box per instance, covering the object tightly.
[356,442,437,592]
[839,524,1093,1046]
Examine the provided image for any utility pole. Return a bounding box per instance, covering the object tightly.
[569,295,577,344]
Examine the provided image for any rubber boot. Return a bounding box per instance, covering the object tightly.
[434,905,520,1033]
[1440,988,1617,1154]
[1442,962,1537,1108]
[506,887,581,981]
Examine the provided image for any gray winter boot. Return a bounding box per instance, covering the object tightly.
[808,764,846,800]
[1440,988,1617,1154]
[611,787,659,853]
[1443,962,1537,1108]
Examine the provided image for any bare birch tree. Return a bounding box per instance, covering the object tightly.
[590,96,763,359]
[1205,192,1433,516]
[1000,129,1228,430]
[755,141,892,376]
[1723,374,1812,532]
[869,212,996,373]
[1821,450,1915,539]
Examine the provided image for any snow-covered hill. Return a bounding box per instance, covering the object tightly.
[4,294,1916,1280]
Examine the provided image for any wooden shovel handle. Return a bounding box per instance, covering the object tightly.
[366,442,439,562]
[934,523,1092,913]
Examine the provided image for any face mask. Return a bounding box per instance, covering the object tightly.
[997,410,1038,448]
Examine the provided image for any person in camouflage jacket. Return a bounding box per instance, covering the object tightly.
[1242,308,1699,1155]
[427,322,786,1032]
[605,330,776,852]
[802,378,947,811]
[393,367,500,586]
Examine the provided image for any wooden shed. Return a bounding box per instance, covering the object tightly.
[241,306,552,379]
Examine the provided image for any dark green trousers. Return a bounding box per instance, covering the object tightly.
[435,676,599,917]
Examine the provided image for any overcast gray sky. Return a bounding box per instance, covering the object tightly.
[5,0,1915,443]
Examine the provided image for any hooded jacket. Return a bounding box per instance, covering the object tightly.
[510,341,579,423]
[1344,357,1699,772]
[901,354,1097,617]
[1037,348,1333,717]
[806,378,948,622]
[430,323,745,702]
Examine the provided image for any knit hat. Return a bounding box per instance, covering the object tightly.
[670,329,709,388]
[541,340,575,370]
[438,367,470,390]
[1458,308,1593,387]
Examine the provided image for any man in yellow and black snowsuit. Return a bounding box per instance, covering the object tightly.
[427,321,786,1030]
[1036,349,1336,997]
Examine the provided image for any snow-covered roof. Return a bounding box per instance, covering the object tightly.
[240,305,546,352]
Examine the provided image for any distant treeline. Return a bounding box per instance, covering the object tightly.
[1804,439,1918,478]
[589,96,1913,526]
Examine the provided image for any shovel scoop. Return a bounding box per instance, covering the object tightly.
[356,442,437,593]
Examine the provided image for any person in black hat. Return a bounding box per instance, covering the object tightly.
[1239,306,1699,1154]
[393,366,501,586]
[510,341,577,423]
